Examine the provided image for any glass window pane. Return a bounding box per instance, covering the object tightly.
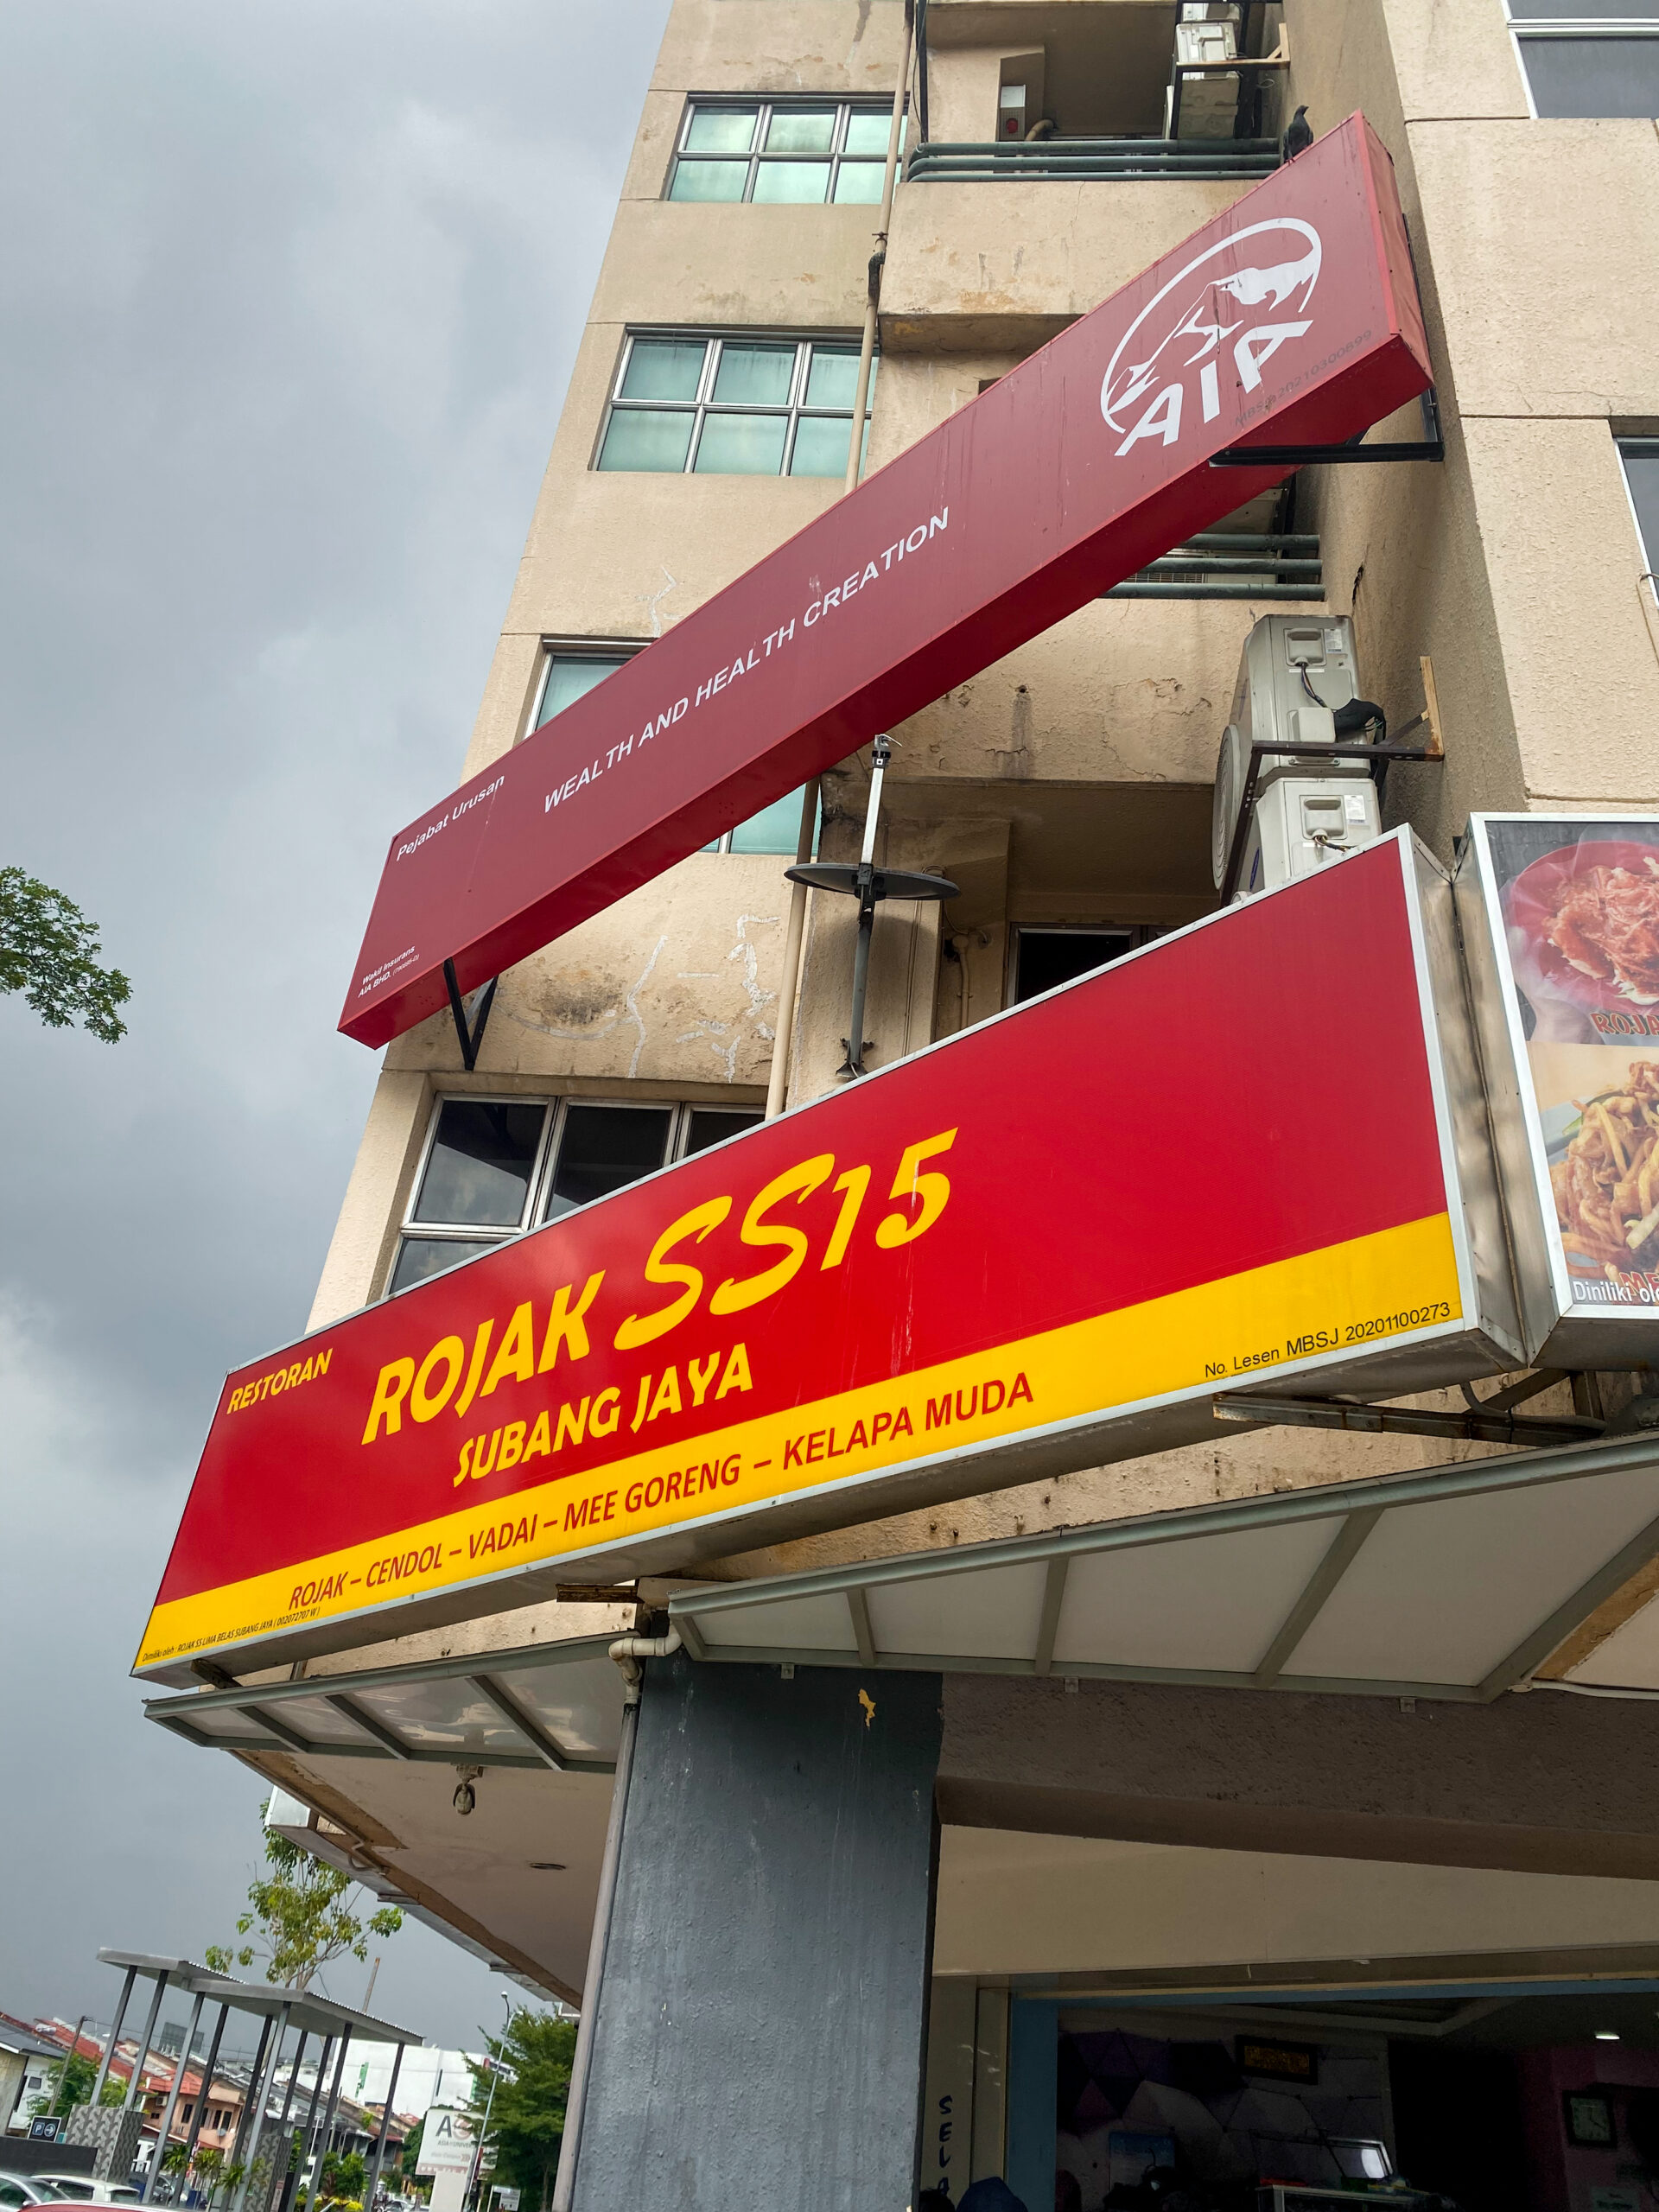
[789,414,852,478]
[684,105,759,151]
[1622,443,1659,572]
[413,1100,547,1225]
[711,342,797,405]
[832,159,887,204]
[598,408,696,473]
[804,346,861,410]
[752,159,834,203]
[728,785,819,853]
[537,655,630,728]
[694,412,790,474]
[543,1105,673,1218]
[390,1236,503,1294]
[1519,35,1659,116]
[669,158,749,202]
[684,1109,764,1155]
[618,338,706,402]
[766,107,836,151]
[842,109,893,154]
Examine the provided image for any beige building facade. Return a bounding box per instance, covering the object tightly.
[147,5,1659,2208]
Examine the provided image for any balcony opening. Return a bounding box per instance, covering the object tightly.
[912,1,1287,181]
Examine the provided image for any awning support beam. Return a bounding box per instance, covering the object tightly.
[1476,1506,1659,1700]
[1251,1508,1382,1688]
[470,1675,569,1771]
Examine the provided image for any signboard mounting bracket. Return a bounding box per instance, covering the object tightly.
[1211,385,1445,468]
[444,961,498,1073]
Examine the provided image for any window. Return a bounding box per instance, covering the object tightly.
[1507,3,1659,117]
[1012,927,1160,1004]
[389,1096,766,1294]
[1619,437,1659,590]
[596,334,874,479]
[529,646,820,855]
[668,100,892,205]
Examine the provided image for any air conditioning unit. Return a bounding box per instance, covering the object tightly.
[1166,3,1241,138]
[1212,614,1383,900]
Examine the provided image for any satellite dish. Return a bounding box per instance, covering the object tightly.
[1211,723,1249,889]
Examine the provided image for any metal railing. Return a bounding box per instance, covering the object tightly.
[906,137,1281,184]
[1106,533,1321,601]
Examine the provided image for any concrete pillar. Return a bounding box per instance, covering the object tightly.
[572,1655,944,2211]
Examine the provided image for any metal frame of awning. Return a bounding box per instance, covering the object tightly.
[143,1631,621,1773]
[94,1952,423,2046]
[668,1435,1659,1702]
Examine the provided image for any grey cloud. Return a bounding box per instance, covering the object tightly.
[0,0,666,2046]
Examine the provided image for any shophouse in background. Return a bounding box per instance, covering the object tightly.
[134,3,1659,2209]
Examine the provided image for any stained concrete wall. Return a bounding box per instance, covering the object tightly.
[571,1656,943,2211]
[937,1672,1659,1879]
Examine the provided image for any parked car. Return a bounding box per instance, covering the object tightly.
[0,2179,73,2209]
[35,2179,142,2207]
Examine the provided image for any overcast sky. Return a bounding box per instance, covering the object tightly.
[0,0,666,2056]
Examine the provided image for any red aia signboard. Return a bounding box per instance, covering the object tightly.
[143,839,1494,1683]
[340,115,1431,1048]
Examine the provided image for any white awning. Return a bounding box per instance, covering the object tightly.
[669,1436,1659,1702]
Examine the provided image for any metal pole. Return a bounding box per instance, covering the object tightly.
[550,1696,642,2212]
[143,1990,205,2204]
[232,2005,290,2212]
[92,1968,137,2108]
[289,2038,333,2212]
[842,9,913,493]
[465,2063,503,2212]
[312,2034,351,2202]
[763,781,820,1119]
[123,1976,169,2112]
[839,737,891,1079]
[175,2004,231,2209]
[264,2033,308,2212]
[363,2044,404,2212]
[226,2017,273,2185]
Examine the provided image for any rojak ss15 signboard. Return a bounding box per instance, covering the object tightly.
[141,835,1520,1684]
[340,114,1431,1050]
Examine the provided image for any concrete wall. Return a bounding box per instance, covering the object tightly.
[937,1672,1659,1878]
[571,1656,943,2210]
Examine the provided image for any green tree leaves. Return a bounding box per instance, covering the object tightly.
[207,1807,403,1992]
[0,866,131,1040]
[468,2011,577,2212]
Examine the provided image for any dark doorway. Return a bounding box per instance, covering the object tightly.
[1388,2041,1528,2212]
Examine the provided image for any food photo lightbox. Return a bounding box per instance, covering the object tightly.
[1459,814,1659,1363]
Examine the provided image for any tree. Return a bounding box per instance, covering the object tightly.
[0,867,130,1040]
[29,2051,124,2117]
[207,1800,403,1993]
[467,2011,576,2212]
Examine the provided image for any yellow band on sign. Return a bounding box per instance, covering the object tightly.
[137,1212,1460,1669]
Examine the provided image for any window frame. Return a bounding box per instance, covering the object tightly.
[1503,6,1659,120]
[528,639,818,853]
[387,1094,766,1296]
[1617,434,1659,604]
[667,97,894,206]
[595,329,874,480]
[1007,924,1164,1007]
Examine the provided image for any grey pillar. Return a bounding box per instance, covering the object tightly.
[264,2032,308,2212]
[92,1968,137,2109]
[143,1989,205,2204]
[123,1976,168,2112]
[174,2004,231,2206]
[363,2044,404,2212]
[232,2006,290,2212]
[313,2034,351,2182]
[570,1655,943,2212]
[226,2017,273,2184]
[288,2037,333,2212]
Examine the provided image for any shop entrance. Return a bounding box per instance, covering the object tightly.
[921,1831,1659,2212]
[1035,1986,1659,2212]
